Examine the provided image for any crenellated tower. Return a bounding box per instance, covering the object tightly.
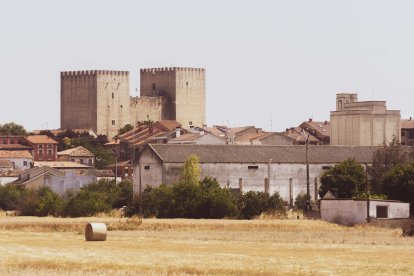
[140,67,206,128]
[61,70,130,139]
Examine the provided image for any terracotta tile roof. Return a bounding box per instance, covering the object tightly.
[34,161,91,169]
[169,133,202,142]
[26,135,58,144]
[282,127,320,143]
[0,144,32,150]
[57,146,94,157]
[401,119,414,129]
[155,120,182,131]
[202,127,226,137]
[300,121,330,138]
[0,150,33,159]
[0,160,13,168]
[236,132,276,142]
[146,144,384,164]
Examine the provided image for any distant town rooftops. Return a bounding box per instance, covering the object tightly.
[34,161,90,169]
[0,150,33,159]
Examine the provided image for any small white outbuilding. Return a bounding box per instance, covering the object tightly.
[320,199,410,225]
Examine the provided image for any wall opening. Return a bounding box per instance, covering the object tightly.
[376,205,388,218]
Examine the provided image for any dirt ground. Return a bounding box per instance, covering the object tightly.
[0,216,413,275]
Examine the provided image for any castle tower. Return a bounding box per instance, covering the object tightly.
[61,70,130,139]
[140,67,206,128]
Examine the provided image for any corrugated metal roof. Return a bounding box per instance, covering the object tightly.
[147,144,380,164]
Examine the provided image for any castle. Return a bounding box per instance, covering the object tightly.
[60,67,206,139]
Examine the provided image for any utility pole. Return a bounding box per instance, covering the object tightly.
[305,131,311,211]
[366,163,370,223]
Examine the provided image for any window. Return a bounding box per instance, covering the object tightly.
[322,166,331,170]
[409,130,414,139]
[376,206,388,218]
[144,165,150,170]
[80,159,84,164]
[112,93,114,99]
[23,161,27,166]
[47,149,52,155]
[2,140,6,144]
[89,159,93,165]
[248,165,259,170]
[48,144,52,148]
[402,131,406,137]
[39,144,43,148]
[38,149,43,156]
[152,83,156,90]
[10,140,14,144]
[112,120,116,125]
[71,159,75,162]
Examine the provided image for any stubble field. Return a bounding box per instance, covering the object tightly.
[0,216,413,275]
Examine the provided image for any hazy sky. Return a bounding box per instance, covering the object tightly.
[1,0,413,132]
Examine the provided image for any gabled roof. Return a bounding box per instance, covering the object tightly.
[0,150,33,159]
[57,146,94,157]
[300,120,330,138]
[145,144,381,164]
[281,127,320,143]
[13,166,65,184]
[0,144,32,150]
[26,135,58,144]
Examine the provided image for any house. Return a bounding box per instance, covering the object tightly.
[134,144,378,205]
[401,117,414,146]
[12,166,65,190]
[320,198,410,225]
[12,166,96,194]
[299,119,330,145]
[0,160,19,185]
[281,127,322,145]
[57,146,95,166]
[24,135,59,161]
[0,135,26,145]
[34,161,91,170]
[115,120,183,161]
[0,150,33,170]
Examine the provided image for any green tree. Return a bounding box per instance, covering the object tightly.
[0,122,28,135]
[370,137,413,194]
[238,191,285,219]
[381,163,414,214]
[319,159,366,198]
[180,154,201,185]
[118,124,133,135]
[35,186,64,217]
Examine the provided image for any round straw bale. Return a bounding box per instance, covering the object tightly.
[85,222,107,241]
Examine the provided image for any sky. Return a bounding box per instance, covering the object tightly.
[0,0,413,132]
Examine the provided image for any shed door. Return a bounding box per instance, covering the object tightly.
[376,206,388,218]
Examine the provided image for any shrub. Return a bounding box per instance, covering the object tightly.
[238,191,286,219]
[63,189,111,217]
[35,186,64,217]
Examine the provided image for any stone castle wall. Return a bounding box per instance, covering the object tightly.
[61,68,206,139]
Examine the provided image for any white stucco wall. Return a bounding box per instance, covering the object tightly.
[0,158,32,170]
[46,172,96,195]
[134,158,333,204]
[321,199,410,225]
[0,177,18,185]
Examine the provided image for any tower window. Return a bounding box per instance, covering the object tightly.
[186,81,188,86]
[112,93,114,99]
[112,120,116,125]
[152,83,156,90]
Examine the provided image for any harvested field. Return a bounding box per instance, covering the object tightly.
[0,217,413,275]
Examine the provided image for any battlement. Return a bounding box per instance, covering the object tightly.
[61,70,129,77]
[140,67,205,73]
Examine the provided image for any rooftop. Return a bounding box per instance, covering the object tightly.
[26,135,58,144]
[0,150,33,159]
[145,144,382,164]
[57,146,94,157]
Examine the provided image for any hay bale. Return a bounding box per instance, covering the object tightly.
[85,223,107,241]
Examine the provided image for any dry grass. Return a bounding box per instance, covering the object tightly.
[0,217,413,275]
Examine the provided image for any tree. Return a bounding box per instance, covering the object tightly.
[319,159,366,199]
[180,154,201,185]
[381,163,414,214]
[370,137,413,194]
[118,124,133,135]
[0,122,28,135]
[238,191,285,219]
[35,186,64,217]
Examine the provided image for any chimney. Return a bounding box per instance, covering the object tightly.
[324,120,328,125]
[410,117,412,121]
[308,118,313,123]
[175,127,181,138]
